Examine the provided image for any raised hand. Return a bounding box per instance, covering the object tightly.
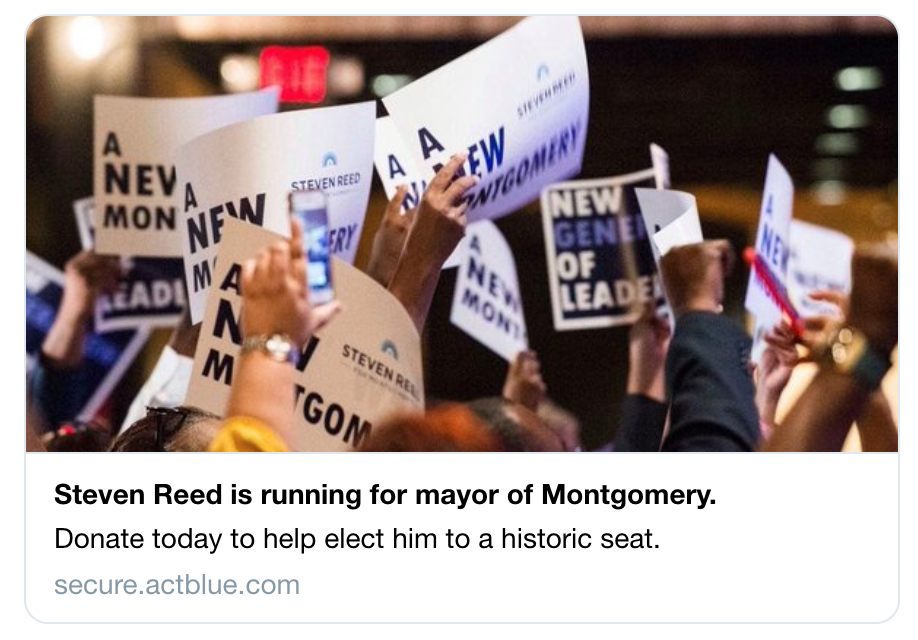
[502,350,548,412]
[241,218,341,348]
[366,185,416,288]
[658,240,735,318]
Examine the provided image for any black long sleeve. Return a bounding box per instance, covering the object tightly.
[662,311,759,452]
[614,394,668,452]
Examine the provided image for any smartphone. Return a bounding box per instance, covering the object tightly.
[289,190,334,305]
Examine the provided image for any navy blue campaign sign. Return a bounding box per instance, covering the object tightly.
[94,257,186,332]
[74,197,186,332]
[26,252,150,422]
[541,170,663,331]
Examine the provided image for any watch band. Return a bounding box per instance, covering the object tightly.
[240,333,297,364]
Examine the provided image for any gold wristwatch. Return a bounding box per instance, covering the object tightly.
[240,333,297,364]
[815,325,890,390]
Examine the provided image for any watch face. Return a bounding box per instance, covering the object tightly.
[831,327,856,364]
[265,335,293,362]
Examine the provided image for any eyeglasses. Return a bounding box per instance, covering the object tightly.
[145,406,190,452]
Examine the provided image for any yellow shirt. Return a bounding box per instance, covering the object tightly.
[208,415,289,452]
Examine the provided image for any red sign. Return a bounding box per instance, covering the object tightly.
[260,46,330,104]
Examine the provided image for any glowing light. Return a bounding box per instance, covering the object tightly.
[220,54,260,93]
[834,66,883,91]
[69,16,106,61]
[260,46,330,104]
[825,104,870,129]
[814,133,859,156]
[812,181,848,206]
[371,74,413,98]
[327,56,365,97]
[810,158,848,181]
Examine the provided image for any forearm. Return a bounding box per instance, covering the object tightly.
[755,386,781,432]
[41,309,91,369]
[626,367,666,402]
[366,248,401,289]
[224,352,297,449]
[855,391,898,452]
[388,257,442,333]
[168,310,202,358]
[763,371,870,452]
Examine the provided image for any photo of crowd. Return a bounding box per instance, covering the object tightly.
[25,16,898,454]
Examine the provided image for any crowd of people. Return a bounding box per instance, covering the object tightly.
[27,152,898,454]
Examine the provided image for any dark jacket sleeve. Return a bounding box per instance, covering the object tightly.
[661,311,760,452]
[613,394,668,452]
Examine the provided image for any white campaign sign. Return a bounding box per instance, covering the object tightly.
[374,116,428,214]
[185,218,424,451]
[635,188,703,264]
[375,115,468,270]
[93,89,279,257]
[634,188,704,329]
[383,16,590,224]
[650,143,671,191]
[449,221,527,361]
[73,196,95,250]
[788,220,854,318]
[744,154,795,329]
[178,102,376,323]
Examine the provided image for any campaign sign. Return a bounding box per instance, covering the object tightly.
[450,221,528,361]
[744,154,795,331]
[383,16,590,224]
[650,143,671,191]
[374,116,429,214]
[74,198,186,332]
[26,252,150,422]
[788,220,854,318]
[93,89,279,257]
[634,188,704,264]
[185,218,424,451]
[541,169,664,331]
[178,102,376,323]
[73,196,95,250]
[96,259,186,333]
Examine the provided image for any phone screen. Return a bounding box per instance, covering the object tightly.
[289,190,334,305]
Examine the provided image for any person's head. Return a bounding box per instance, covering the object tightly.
[468,397,564,452]
[537,398,582,452]
[43,422,111,452]
[109,406,221,452]
[359,404,501,452]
